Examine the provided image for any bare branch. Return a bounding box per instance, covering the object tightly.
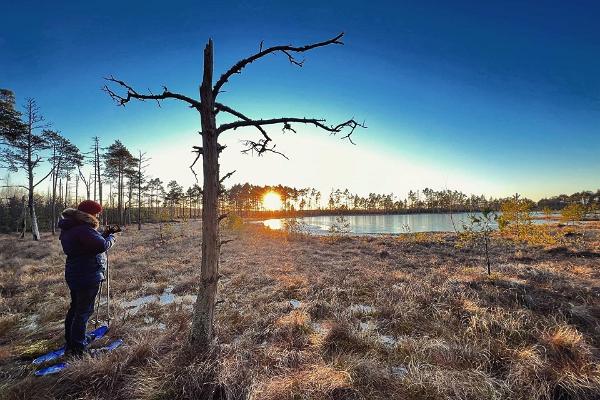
[220,116,365,157]
[218,116,358,135]
[219,170,236,183]
[78,166,89,189]
[33,165,56,189]
[218,213,228,221]
[215,102,272,144]
[190,146,203,182]
[240,140,289,159]
[213,33,344,96]
[282,122,297,134]
[103,76,202,109]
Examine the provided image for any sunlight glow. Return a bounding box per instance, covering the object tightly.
[262,219,283,230]
[262,191,283,211]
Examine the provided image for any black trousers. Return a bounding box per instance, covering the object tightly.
[65,283,99,353]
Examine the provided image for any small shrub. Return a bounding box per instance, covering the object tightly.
[283,217,309,238]
[522,224,559,246]
[458,210,497,274]
[498,196,558,246]
[497,196,533,239]
[561,203,585,225]
[226,213,244,230]
[328,215,351,238]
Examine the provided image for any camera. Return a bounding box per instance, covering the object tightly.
[102,225,122,237]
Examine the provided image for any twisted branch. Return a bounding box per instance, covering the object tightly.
[219,170,236,183]
[213,33,344,96]
[220,116,364,158]
[103,76,201,109]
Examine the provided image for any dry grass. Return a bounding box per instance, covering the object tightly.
[1,220,599,399]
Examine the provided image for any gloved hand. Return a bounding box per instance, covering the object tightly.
[102,225,122,237]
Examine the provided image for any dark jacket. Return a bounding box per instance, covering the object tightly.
[58,208,115,289]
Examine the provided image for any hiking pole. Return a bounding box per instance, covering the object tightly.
[106,251,111,327]
[102,224,120,327]
[93,280,104,328]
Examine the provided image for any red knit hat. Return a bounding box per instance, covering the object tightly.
[77,200,102,215]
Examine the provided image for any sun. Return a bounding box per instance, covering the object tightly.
[262,191,283,211]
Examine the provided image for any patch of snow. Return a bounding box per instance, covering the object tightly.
[390,365,408,378]
[142,316,166,330]
[289,299,301,309]
[349,304,375,315]
[122,286,196,315]
[159,286,175,305]
[22,314,39,331]
[122,294,158,314]
[379,335,397,347]
[359,321,377,332]
[311,322,327,334]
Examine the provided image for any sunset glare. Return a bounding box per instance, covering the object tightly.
[262,192,283,211]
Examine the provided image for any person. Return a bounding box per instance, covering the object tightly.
[58,200,116,356]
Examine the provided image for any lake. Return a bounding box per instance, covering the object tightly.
[261,212,550,235]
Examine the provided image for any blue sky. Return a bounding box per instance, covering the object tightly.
[1,0,599,200]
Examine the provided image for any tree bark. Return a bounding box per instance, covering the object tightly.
[51,145,57,235]
[96,139,104,224]
[26,116,40,241]
[20,195,27,238]
[191,39,220,346]
[118,168,123,225]
[138,160,142,230]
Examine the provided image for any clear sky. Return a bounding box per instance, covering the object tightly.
[2,0,599,201]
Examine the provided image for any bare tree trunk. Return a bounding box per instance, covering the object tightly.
[137,188,142,230]
[109,181,113,223]
[51,171,57,235]
[28,177,40,240]
[191,39,220,346]
[26,125,40,241]
[485,236,491,275]
[65,174,70,206]
[96,139,104,224]
[20,195,27,238]
[87,173,92,199]
[51,146,57,235]
[93,138,98,202]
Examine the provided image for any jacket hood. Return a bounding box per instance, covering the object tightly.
[59,208,99,230]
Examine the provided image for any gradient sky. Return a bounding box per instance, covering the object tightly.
[2,0,599,201]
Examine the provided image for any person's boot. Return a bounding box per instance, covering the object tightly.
[64,346,86,359]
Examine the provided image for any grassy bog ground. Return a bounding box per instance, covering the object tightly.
[1,221,599,400]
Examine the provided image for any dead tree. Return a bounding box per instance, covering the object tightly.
[104,33,365,347]
[19,195,27,238]
[92,136,104,223]
[137,151,149,230]
[78,167,90,200]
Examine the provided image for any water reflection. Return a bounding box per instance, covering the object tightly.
[261,212,549,235]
